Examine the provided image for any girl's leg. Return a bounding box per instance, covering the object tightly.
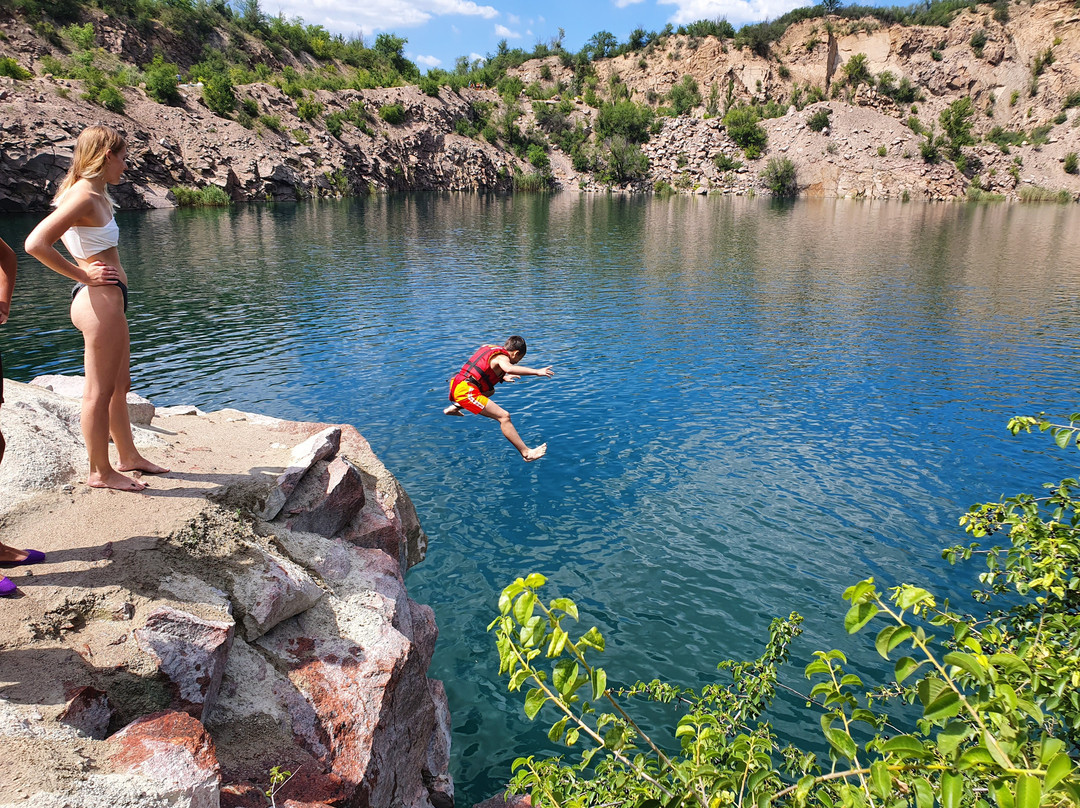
[71,287,145,491]
[108,338,167,474]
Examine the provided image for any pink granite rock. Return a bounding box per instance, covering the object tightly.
[260,426,342,520]
[230,545,325,641]
[135,607,235,719]
[424,679,454,808]
[109,710,221,808]
[285,455,367,537]
[57,685,112,740]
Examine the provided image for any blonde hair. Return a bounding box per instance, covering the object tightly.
[52,124,126,207]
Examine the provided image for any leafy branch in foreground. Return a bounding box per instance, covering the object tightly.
[490,416,1080,807]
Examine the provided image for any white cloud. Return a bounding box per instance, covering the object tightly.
[495,23,522,38]
[469,52,486,62]
[657,0,804,24]
[507,13,521,24]
[414,53,442,66]
[613,0,646,7]
[266,0,497,36]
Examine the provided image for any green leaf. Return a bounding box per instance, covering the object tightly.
[943,652,988,683]
[875,625,912,659]
[1014,775,1040,808]
[895,586,933,610]
[895,656,923,684]
[1055,429,1071,449]
[844,601,879,633]
[924,689,962,721]
[870,760,891,798]
[1045,753,1073,791]
[913,777,933,808]
[549,597,578,620]
[823,726,859,760]
[937,721,971,757]
[524,688,546,719]
[546,626,568,658]
[553,659,579,697]
[941,771,962,808]
[499,582,524,615]
[513,592,536,625]
[580,626,605,651]
[992,780,1015,808]
[522,572,546,588]
[983,730,1013,769]
[881,735,928,759]
[591,667,607,700]
[547,716,568,742]
[958,747,995,768]
[565,727,579,745]
[843,579,877,604]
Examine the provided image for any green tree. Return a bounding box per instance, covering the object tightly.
[143,55,180,105]
[490,413,1080,808]
[940,96,975,159]
[667,75,702,116]
[723,105,768,159]
[595,100,653,144]
[761,157,797,196]
[598,135,648,183]
[202,73,236,115]
[843,52,871,87]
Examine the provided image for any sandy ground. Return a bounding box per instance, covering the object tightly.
[0,405,330,802]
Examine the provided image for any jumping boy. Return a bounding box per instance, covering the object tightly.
[443,336,554,462]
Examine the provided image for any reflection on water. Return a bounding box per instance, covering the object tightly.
[2,195,1079,802]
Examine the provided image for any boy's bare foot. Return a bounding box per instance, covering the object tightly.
[442,404,464,416]
[88,470,147,492]
[117,458,170,474]
[522,443,547,462]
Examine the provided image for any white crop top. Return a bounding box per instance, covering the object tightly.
[60,218,120,260]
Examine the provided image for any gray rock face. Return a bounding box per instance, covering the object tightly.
[29,374,156,425]
[0,380,447,808]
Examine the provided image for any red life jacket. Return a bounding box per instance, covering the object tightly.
[453,345,509,395]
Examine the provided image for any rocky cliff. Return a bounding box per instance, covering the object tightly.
[0,378,450,808]
[0,0,1078,205]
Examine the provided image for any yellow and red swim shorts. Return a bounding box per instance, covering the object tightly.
[450,379,490,414]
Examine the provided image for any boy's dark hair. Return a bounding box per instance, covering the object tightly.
[504,335,527,356]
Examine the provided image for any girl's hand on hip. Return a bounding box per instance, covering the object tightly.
[85,261,120,286]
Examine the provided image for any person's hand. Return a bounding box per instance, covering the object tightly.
[84,260,121,286]
[504,374,521,382]
[538,366,554,378]
[0,303,9,325]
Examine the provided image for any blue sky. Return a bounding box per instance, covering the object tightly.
[258,0,829,72]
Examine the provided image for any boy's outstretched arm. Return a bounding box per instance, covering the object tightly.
[505,363,554,378]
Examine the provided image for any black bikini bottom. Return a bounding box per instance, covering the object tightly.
[71,280,128,313]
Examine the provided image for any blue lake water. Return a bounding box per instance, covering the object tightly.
[1,194,1079,802]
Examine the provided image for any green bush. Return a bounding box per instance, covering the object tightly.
[760,156,797,196]
[653,180,676,196]
[490,414,1080,808]
[930,48,943,61]
[939,96,975,158]
[94,84,126,113]
[143,56,180,105]
[877,145,887,157]
[969,29,987,58]
[723,106,767,159]
[325,111,346,138]
[258,114,282,132]
[713,153,743,172]
[596,100,653,144]
[0,57,32,80]
[418,75,440,97]
[807,106,831,132]
[171,185,232,207]
[202,74,236,116]
[842,52,871,87]
[512,170,553,191]
[667,75,701,116]
[1065,152,1078,175]
[63,22,95,50]
[379,103,405,124]
[1065,92,1080,110]
[1018,186,1072,203]
[526,143,549,169]
[296,96,324,122]
[597,135,648,183]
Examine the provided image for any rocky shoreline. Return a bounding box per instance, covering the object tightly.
[0,378,449,808]
[1,1,1079,208]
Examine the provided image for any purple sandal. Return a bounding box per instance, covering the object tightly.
[0,577,15,596]
[0,549,46,568]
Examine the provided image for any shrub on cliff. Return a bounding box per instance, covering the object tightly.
[203,74,236,116]
[596,100,653,144]
[491,414,1080,808]
[379,103,406,125]
[760,157,797,196]
[0,57,33,80]
[667,75,702,116]
[1065,152,1078,175]
[939,96,975,159]
[723,105,767,159]
[597,136,649,183]
[807,106,831,132]
[144,56,180,105]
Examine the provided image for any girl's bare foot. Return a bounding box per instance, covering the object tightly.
[522,443,547,462]
[0,547,29,564]
[117,458,170,474]
[88,470,147,491]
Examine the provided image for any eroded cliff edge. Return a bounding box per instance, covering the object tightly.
[0,378,452,808]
